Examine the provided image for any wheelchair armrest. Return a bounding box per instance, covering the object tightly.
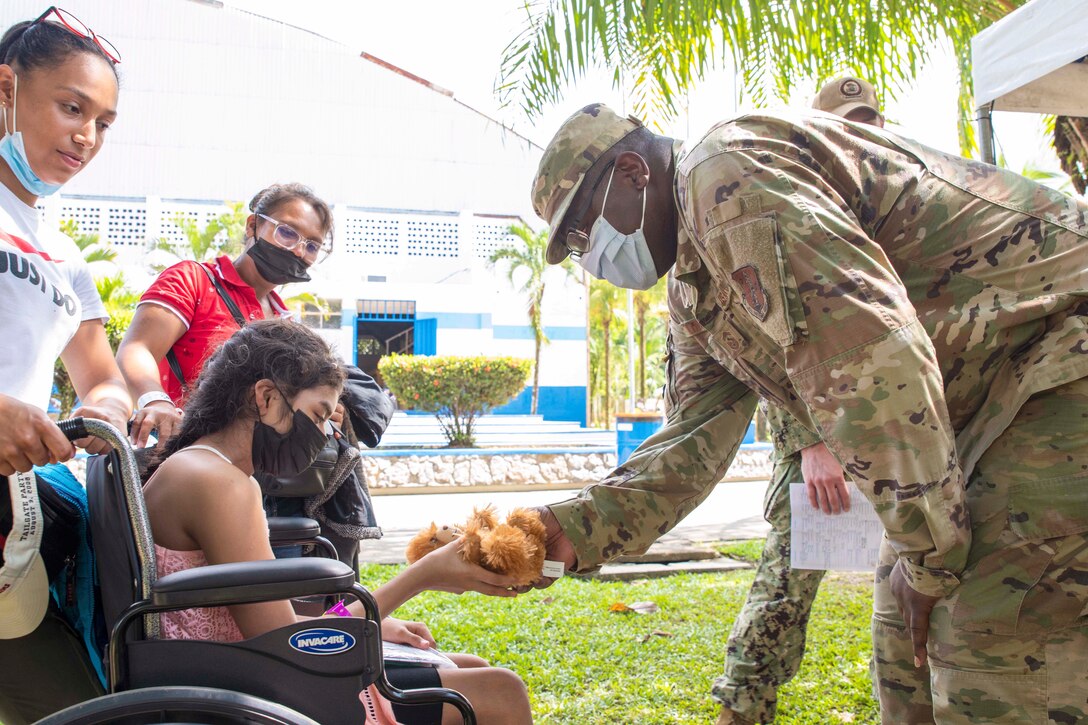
[151,558,356,609]
[267,516,322,543]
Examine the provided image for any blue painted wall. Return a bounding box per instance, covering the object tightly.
[363,310,588,424]
[493,325,586,340]
[343,308,359,365]
[493,385,587,426]
[417,312,585,342]
[418,311,491,329]
[413,318,437,355]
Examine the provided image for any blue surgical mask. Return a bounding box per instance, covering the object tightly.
[0,75,63,198]
[576,166,658,290]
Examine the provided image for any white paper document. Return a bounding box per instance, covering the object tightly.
[789,483,884,571]
[383,642,458,669]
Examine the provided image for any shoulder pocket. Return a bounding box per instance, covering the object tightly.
[703,199,804,347]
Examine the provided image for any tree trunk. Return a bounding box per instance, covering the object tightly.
[1055,116,1088,195]
[603,320,611,427]
[585,277,592,428]
[637,311,646,400]
[532,334,541,415]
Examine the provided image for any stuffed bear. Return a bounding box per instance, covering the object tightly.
[404,505,548,587]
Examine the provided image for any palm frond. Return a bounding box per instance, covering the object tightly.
[498,0,1026,155]
[282,292,330,314]
[58,219,118,263]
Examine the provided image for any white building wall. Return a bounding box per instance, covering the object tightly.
[39,195,589,391]
[348,276,587,389]
[2,0,588,419]
[0,0,542,220]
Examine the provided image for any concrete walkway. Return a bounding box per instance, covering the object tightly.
[362,480,771,578]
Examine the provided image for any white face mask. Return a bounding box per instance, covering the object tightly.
[576,166,659,290]
[0,74,63,198]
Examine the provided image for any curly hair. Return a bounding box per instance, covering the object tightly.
[150,319,344,472]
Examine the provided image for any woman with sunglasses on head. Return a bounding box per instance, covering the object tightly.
[117,183,335,449]
[0,7,131,724]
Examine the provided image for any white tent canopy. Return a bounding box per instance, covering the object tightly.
[972,0,1088,116]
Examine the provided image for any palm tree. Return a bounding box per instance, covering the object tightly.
[588,277,625,426]
[282,291,335,329]
[52,223,140,416]
[633,277,668,400]
[57,222,140,346]
[1017,158,1074,194]
[498,1,1023,153]
[60,219,116,264]
[488,224,550,414]
[95,274,142,349]
[157,201,248,262]
[1054,116,1088,194]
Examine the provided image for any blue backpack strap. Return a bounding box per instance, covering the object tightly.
[35,463,106,687]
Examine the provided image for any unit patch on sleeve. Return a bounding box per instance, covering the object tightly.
[731,264,769,321]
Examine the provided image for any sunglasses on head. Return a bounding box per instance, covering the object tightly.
[33,6,121,64]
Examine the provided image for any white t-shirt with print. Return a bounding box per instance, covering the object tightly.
[0,184,107,411]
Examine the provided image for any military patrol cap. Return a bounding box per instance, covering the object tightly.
[532,103,644,264]
[813,76,882,121]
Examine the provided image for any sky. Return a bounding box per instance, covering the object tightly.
[222,0,1060,176]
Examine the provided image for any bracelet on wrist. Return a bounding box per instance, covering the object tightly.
[137,391,175,410]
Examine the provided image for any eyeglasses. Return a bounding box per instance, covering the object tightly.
[257,213,332,264]
[562,160,615,258]
[34,7,121,64]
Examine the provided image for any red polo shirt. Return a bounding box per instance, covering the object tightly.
[138,255,289,403]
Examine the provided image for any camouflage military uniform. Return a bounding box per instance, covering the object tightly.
[540,107,1088,722]
[709,404,827,723]
[713,426,826,723]
[718,76,892,723]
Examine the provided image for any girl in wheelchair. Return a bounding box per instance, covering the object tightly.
[142,319,533,725]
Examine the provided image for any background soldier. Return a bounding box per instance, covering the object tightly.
[716,75,889,725]
[530,102,1088,724]
[813,75,885,127]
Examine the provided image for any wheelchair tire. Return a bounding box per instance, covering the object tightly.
[33,686,321,725]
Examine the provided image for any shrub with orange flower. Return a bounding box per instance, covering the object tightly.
[378,354,532,447]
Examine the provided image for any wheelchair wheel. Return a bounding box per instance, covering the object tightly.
[34,686,321,725]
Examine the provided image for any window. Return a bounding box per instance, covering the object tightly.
[357,336,383,356]
[292,298,341,329]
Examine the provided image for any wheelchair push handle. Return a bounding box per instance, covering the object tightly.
[58,416,90,442]
[56,416,159,637]
[58,416,130,450]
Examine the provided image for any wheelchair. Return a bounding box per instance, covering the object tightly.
[32,417,476,725]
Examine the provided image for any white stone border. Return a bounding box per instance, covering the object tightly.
[360,446,773,491]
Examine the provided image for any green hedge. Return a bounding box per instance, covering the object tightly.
[379,355,532,447]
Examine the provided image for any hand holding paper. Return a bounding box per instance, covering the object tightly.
[789,483,883,571]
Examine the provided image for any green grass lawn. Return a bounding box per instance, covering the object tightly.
[716,539,766,564]
[361,560,879,724]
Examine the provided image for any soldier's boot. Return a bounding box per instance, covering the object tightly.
[716,707,757,725]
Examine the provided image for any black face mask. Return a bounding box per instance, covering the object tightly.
[252,404,328,476]
[247,237,311,285]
